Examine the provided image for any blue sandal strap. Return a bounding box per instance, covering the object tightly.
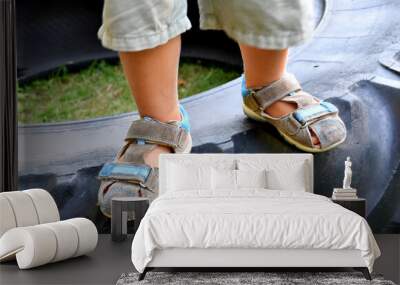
[98,162,151,184]
[293,101,338,126]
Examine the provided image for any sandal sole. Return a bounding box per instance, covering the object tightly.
[182,133,193,154]
[242,103,346,153]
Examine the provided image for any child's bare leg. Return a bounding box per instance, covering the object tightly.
[120,36,181,122]
[239,44,320,146]
[119,36,182,167]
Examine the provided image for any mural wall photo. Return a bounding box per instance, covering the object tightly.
[16,0,400,234]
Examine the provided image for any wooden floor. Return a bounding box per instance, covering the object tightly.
[0,235,133,285]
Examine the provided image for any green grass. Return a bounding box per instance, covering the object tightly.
[17,60,240,124]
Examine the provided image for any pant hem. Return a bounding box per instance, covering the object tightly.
[98,17,192,52]
[200,18,313,49]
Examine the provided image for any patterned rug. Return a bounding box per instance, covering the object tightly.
[116,272,396,285]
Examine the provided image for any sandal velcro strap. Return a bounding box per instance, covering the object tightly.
[293,101,338,126]
[253,73,302,110]
[98,161,155,185]
[125,118,188,151]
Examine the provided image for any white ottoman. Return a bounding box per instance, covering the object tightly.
[0,189,98,269]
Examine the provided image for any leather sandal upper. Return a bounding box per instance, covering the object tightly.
[99,114,191,191]
[243,73,347,150]
[124,117,190,153]
[98,105,192,217]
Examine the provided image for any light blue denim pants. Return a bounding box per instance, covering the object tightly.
[98,0,314,52]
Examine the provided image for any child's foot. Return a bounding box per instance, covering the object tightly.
[242,73,346,152]
[97,105,192,217]
[140,113,187,167]
[141,113,192,167]
[264,101,321,147]
[142,145,172,168]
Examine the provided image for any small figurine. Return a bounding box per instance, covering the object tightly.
[333,156,357,199]
[343,156,353,189]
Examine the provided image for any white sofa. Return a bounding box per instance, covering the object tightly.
[131,154,380,280]
[0,189,98,269]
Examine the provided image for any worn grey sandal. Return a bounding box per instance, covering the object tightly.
[97,105,192,217]
[242,73,347,152]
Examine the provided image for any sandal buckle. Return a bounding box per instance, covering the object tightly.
[293,112,308,127]
[293,102,338,127]
[98,162,151,183]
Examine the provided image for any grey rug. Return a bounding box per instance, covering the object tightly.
[116,272,396,285]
